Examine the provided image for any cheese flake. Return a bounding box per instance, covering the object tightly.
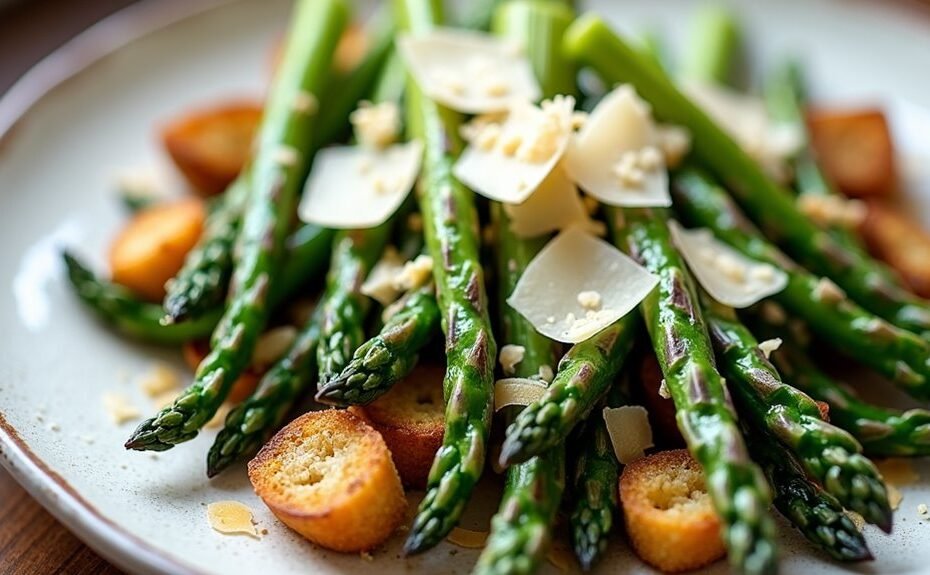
[446,527,489,549]
[669,221,788,308]
[252,326,297,369]
[397,28,540,114]
[507,227,658,343]
[138,363,179,397]
[494,378,548,411]
[299,140,423,229]
[501,165,591,238]
[498,345,526,376]
[454,97,575,204]
[350,101,400,149]
[102,392,141,425]
[564,85,671,207]
[207,501,259,538]
[758,338,782,360]
[602,405,654,464]
[360,247,406,305]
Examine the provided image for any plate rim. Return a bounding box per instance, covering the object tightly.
[1,0,929,574]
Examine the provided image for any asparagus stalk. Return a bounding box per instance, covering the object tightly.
[63,225,332,345]
[609,205,778,575]
[475,6,575,572]
[563,16,930,338]
[759,323,930,457]
[671,167,930,398]
[747,433,873,561]
[681,4,741,85]
[316,282,440,405]
[207,307,323,476]
[394,0,498,555]
[125,0,348,451]
[703,296,892,531]
[569,378,628,571]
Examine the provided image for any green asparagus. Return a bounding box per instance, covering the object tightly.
[748,433,872,561]
[394,0,498,555]
[610,205,778,575]
[671,167,930,398]
[316,283,440,405]
[681,4,741,85]
[569,377,628,571]
[703,296,892,531]
[563,15,930,338]
[126,0,348,451]
[207,307,323,476]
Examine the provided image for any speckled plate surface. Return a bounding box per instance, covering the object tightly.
[3,0,930,573]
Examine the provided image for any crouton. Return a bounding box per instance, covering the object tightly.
[161,101,262,196]
[860,200,930,298]
[351,363,445,489]
[620,449,726,573]
[249,409,406,552]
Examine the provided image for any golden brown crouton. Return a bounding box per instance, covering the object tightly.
[351,363,445,489]
[860,200,930,298]
[620,449,725,573]
[248,409,406,552]
[161,102,262,196]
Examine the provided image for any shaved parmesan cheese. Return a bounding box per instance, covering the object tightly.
[502,166,590,238]
[207,501,259,538]
[102,392,141,425]
[494,378,548,410]
[138,363,179,397]
[361,247,405,305]
[446,527,488,549]
[564,86,671,207]
[498,345,526,375]
[758,338,782,360]
[507,227,658,343]
[455,97,574,204]
[797,194,867,229]
[602,405,654,464]
[299,140,423,229]
[397,28,540,114]
[658,379,670,399]
[350,101,400,149]
[395,254,434,291]
[681,81,802,180]
[252,326,297,368]
[668,221,787,308]
[538,365,554,383]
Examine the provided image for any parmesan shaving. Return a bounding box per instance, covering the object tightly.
[454,97,575,204]
[538,365,554,383]
[602,405,654,464]
[299,140,423,229]
[206,501,259,538]
[138,363,179,397]
[502,166,591,238]
[102,392,141,425]
[292,91,318,115]
[494,378,548,411]
[758,338,782,360]
[446,527,488,549]
[395,255,434,291]
[918,503,928,516]
[508,227,658,343]
[498,345,526,376]
[888,484,903,511]
[350,101,400,149]
[361,247,406,305]
[397,28,540,114]
[563,85,671,207]
[658,379,670,399]
[669,221,788,308]
[876,458,920,485]
[252,326,298,369]
[797,195,867,229]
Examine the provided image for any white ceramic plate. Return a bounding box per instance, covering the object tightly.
[3,0,930,573]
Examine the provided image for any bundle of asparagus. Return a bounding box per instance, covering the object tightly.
[64,1,930,573]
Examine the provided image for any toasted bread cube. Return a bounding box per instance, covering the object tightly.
[249,409,406,552]
[161,102,262,196]
[807,108,896,198]
[351,363,445,489]
[109,198,205,301]
[620,449,726,573]
[860,201,930,297]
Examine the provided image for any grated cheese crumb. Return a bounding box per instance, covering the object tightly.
[918,503,928,515]
[716,252,747,283]
[658,379,670,399]
[393,255,434,291]
[350,101,400,149]
[272,145,300,167]
[758,338,782,360]
[570,111,588,130]
[361,247,406,305]
[499,345,526,376]
[538,365,554,383]
[138,363,179,398]
[797,195,867,230]
[103,392,141,425]
[292,90,319,115]
[207,501,259,538]
[813,277,845,304]
[576,290,602,311]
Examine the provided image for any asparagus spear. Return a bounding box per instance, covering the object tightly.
[162,173,249,323]
[747,433,872,561]
[681,4,741,85]
[703,296,892,531]
[316,283,440,405]
[609,205,778,575]
[568,377,627,571]
[207,307,323,476]
[125,0,348,451]
[394,0,498,554]
[563,16,930,338]
[63,225,332,345]
[760,323,930,457]
[671,167,930,398]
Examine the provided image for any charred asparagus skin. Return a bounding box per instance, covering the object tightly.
[563,15,930,338]
[569,378,628,571]
[609,206,778,575]
[394,0,498,555]
[748,433,872,561]
[126,0,348,451]
[671,167,930,398]
[316,282,440,405]
[703,296,892,531]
